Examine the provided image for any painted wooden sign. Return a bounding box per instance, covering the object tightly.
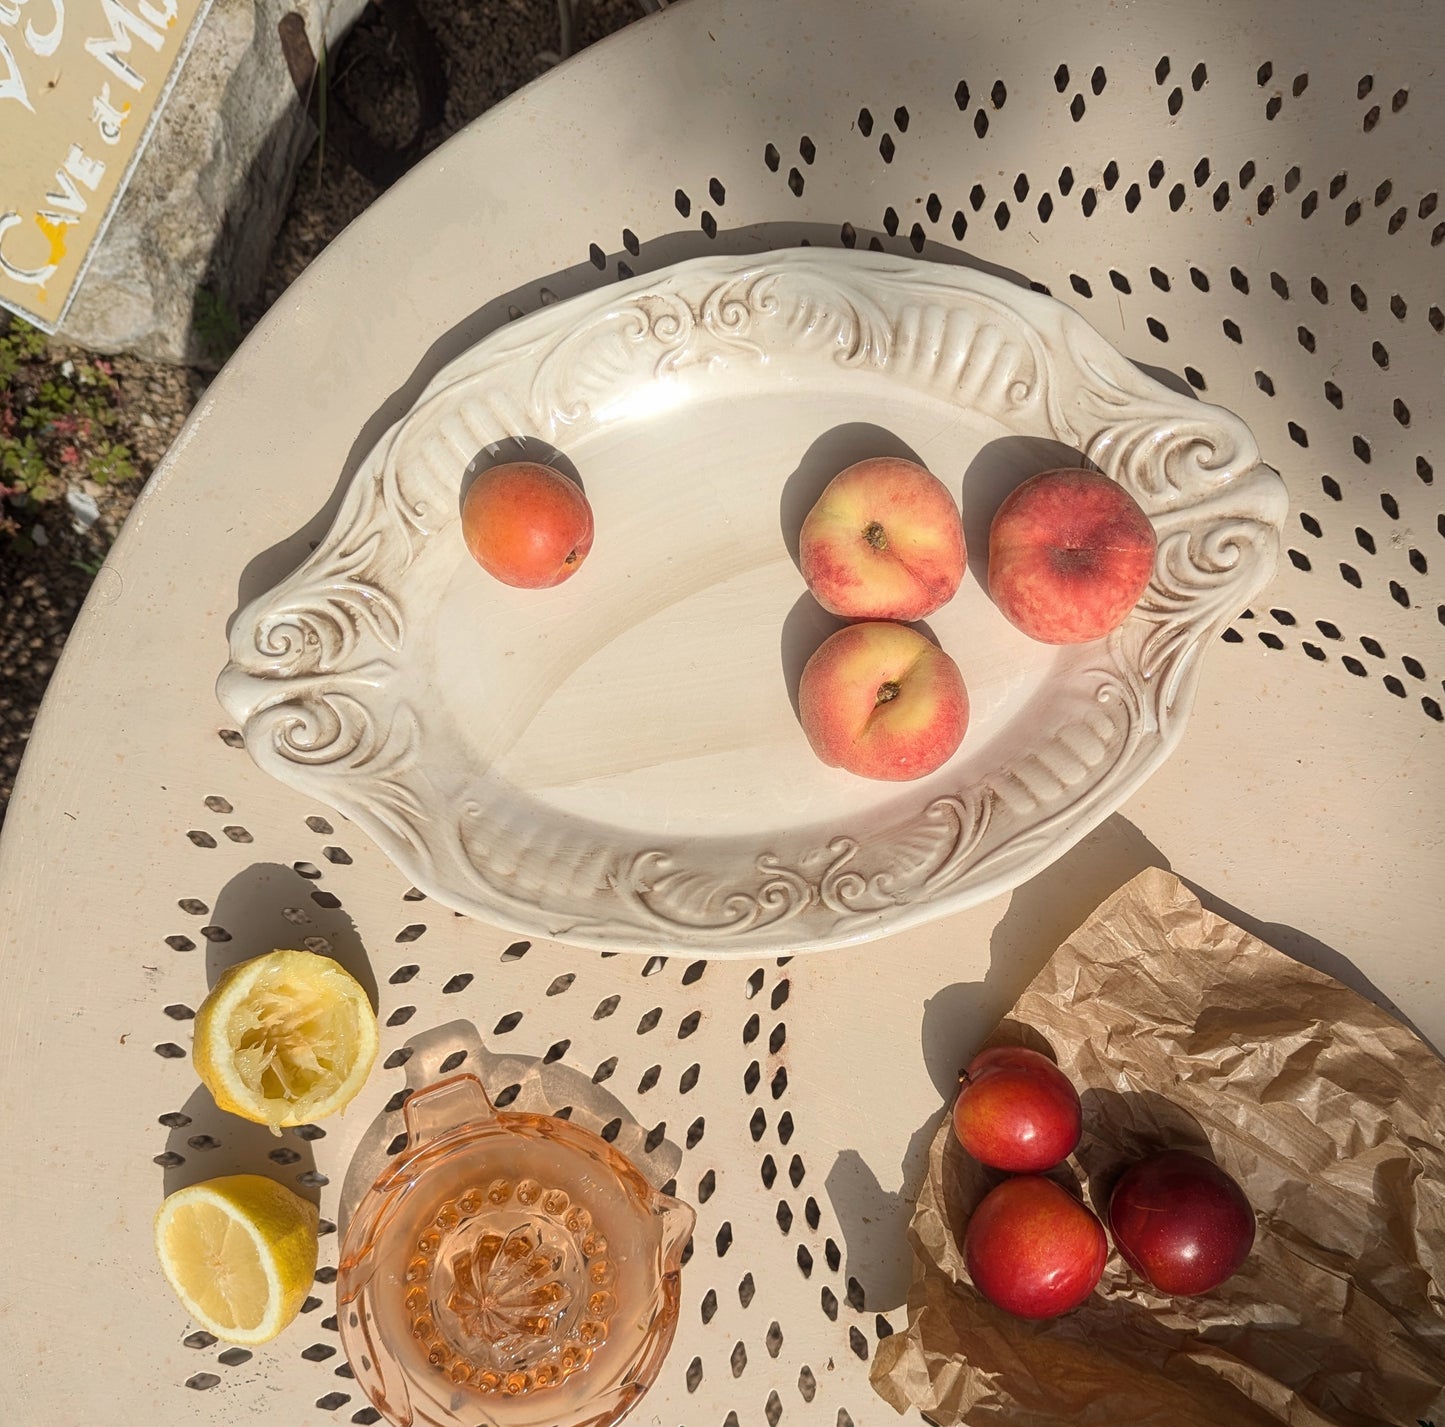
[1,0,213,331]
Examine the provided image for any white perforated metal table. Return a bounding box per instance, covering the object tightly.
[1,1,1441,1423]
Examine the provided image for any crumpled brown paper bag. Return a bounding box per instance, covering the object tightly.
[870,868,1445,1427]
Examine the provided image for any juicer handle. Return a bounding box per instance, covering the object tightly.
[656,1192,698,1275]
[402,1072,499,1148]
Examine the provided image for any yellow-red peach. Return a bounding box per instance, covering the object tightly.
[461,461,594,588]
[799,457,965,619]
[987,468,1156,644]
[964,1176,1109,1320]
[798,621,969,781]
[952,1046,1083,1172]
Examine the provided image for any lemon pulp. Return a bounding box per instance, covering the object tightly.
[193,949,379,1130]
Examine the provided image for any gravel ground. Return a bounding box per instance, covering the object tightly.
[0,0,642,824]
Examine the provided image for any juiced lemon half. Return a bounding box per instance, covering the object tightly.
[193,949,379,1131]
[155,1174,319,1344]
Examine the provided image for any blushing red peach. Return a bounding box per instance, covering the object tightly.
[964,1175,1110,1320]
[952,1046,1083,1173]
[799,457,966,619]
[798,621,969,781]
[461,461,594,588]
[1108,1150,1256,1296]
[987,468,1156,644]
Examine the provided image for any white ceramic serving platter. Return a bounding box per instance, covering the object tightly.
[218,250,1286,955]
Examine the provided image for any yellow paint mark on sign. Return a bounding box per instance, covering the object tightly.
[36,211,69,265]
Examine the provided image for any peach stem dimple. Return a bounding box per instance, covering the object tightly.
[863,521,889,551]
[859,651,929,736]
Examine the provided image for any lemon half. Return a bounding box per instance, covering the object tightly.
[155,1174,319,1344]
[194,949,379,1131]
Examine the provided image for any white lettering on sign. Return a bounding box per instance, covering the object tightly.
[42,142,106,211]
[0,145,105,286]
[0,212,55,284]
[0,0,66,56]
[91,83,127,143]
[0,33,34,110]
[84,0,163,91]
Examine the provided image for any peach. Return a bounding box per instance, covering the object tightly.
[964,1176,1109,1320]
[798,621,969,781]
[799,457,965,619]
[952,1046,1083,1173]
[987,468,1156,644]
[461,461,594,588]
[1109,1150,1255,1295]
